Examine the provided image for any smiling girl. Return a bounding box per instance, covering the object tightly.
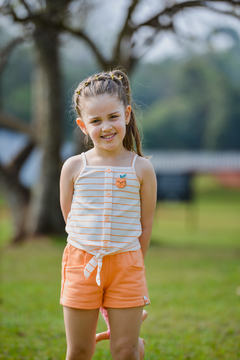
[60,70,157,360]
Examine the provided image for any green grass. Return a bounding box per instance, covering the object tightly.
[0,176,240,359]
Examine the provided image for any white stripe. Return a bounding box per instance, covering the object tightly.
[66,155,142,285]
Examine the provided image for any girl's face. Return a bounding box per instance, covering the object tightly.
[77,94,131,153]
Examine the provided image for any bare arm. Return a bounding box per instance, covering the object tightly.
[59,156,83,223]
[136,158,157,259]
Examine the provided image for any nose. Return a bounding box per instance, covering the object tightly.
[101,121,113,132]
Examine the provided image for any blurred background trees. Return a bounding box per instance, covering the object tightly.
[0,0,240,242]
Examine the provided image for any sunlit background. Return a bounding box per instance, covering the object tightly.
[0,1,240,359]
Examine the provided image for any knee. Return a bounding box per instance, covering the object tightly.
[111,342,139,360]
[66,344,94,360]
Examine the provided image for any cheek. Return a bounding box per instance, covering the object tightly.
[115,118,126,129]
[118,121,127,136]
[90,127,99,137]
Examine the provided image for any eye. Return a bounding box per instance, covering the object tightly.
[110,115,119,119]
[91,119,100,124]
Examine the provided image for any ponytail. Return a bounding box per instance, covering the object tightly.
[74,69,144,156]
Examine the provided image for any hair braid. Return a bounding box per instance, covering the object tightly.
[73,69,143,156]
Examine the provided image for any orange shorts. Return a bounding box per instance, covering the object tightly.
[60,243,150,309]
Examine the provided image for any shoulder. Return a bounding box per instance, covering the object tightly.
[61,154,84,183]
[135,156,156,185]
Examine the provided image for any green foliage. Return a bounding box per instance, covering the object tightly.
[1,25,240,149]
[0,178,240,359]
[134,49,240,150]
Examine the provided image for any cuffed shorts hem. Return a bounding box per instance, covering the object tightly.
[60,297,101,310]
[60,297,150,310]
[103,298,150,309]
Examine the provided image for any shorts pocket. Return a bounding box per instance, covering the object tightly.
[129,249,145,270]
[65,244,87,269]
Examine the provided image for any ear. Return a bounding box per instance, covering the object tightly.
[76,118,88,134]
[125,105,131,125]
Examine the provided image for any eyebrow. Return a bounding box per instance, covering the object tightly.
[89,111,120,121]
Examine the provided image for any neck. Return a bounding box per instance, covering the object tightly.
[87,145,130,166]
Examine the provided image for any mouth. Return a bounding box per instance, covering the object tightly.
[101,133,116,140]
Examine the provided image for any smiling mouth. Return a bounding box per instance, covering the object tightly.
[101,133,116,140]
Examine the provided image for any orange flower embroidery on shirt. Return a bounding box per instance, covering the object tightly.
[116,174,127,188]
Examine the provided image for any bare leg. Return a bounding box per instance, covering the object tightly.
[142,310,148,322]
[108,306,143,360]
[138,338,145,360]
[63,306,99,360]
[96,331,109,342]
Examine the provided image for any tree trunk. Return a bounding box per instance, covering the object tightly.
[27,25,65,236]
[0,139,34,242]
[0,166,29,242]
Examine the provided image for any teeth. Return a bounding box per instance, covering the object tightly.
[103,134,114,138]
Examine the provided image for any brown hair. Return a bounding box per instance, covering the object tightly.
[74,69,143,156]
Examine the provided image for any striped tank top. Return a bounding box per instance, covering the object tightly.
[66,152,142,285]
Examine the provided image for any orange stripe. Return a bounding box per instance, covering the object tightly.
[105,201,139,206]
[75,183,140,189]
[69,220,140,226]
[69,239,134,248]
[68,232,139,238]
[84,268,92,274]
[67,237,140,253]
[69,237,103,244]
[74,189,139,194]
[72,207,140,213]
[102,243,140,250]
[70,214,139,219]
[71,201,140,207]
[73,200,140,206]
[68,238,101,250]
[73,196,139,201]
[69,234,132,245]
[68,225,139,231]
[87,263,96,269]
[79,215,139,220]
[77,176,139,182]
[69,236,139,249]
[68,236,134,246]
[113,244,140,254]
[82,170,135,174]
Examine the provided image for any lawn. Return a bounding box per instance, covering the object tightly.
[0,176,240,360]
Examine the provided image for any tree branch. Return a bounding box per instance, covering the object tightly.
[8,3,24,22]
[112,0,139,62]
[1,4,109,70]
[55,22,109,69]
[137,0,240,28]
[20,0,32,15]
[0,37,25,74]
[204,6,240,20]
[133,22,174,62]
[7,140,35,175]
[0,112,35,139]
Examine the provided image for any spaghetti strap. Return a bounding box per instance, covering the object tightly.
[131,154,138,172]
[82,152,87,167]
[74,153,87,184]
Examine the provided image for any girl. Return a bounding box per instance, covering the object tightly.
[60,69,157,360]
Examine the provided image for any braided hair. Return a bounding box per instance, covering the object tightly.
[74,70,143,157]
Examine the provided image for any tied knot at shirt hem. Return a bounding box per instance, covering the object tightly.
[84,249,106,286]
